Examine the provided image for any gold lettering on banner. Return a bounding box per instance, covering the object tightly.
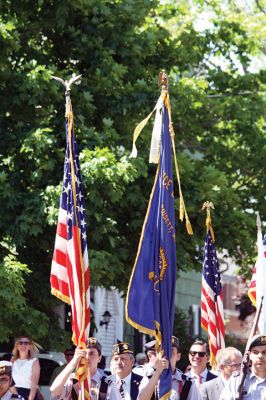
[161,204,175,239]
[162,171,173,190]
[148,247,168,293]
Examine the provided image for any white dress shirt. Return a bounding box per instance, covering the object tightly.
[186,367,209,385]
[116,373,131,400]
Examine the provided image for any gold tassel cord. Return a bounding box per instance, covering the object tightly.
[164,92,193,235]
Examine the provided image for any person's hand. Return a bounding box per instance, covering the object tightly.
[72,347,87,367]
[154,356,169,374]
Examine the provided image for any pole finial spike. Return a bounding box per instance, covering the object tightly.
[52,74,82,115]
[158,70,168,92]
[256,211,262,231]
[51,74,82,93]
[202,201,215,240]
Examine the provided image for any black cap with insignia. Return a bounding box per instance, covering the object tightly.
[86,337,102,354]
[112,342,134,356]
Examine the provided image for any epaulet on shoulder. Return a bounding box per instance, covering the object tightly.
[101,375,112,384]
[181,373,191,381]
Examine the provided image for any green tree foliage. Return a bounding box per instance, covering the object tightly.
[0,0,266,346]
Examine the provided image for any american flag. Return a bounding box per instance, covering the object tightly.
[201,228,225,365]
[248,229,266,333]
[50,100,90,348]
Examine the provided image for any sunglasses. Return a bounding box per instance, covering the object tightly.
[189,351,206,357]
[0,378,10,385]
[18,341,30,346]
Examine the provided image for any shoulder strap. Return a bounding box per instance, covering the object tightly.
[179,375,192,400]
[97,376,109,400]
[71,386,78,400]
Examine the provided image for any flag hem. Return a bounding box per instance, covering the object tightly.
[51,287,70,304]
[125,162,160,331]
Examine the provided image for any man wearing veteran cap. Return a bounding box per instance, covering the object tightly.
[50,337,104,400]
[98,342,142,400]
[220,334,266,399]
[138,336,200,400]
[0,361,24,400]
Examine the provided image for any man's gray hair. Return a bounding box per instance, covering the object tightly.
[216,347,242,367]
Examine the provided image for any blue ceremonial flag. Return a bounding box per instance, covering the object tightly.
[126,97,176,399]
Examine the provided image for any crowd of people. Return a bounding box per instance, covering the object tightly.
[0,333,266,399]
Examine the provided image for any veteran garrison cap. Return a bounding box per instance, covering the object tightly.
[249,334,266,350]
[112,342,133,356]
[145,340,156,352]
[172,336,180,350]
[0,361,12,375]
[86,337,102,354]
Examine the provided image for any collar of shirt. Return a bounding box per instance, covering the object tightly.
[91,369,103,385]
[190,367,208,381]
[1,390,13,400]
[172,368,183,382]
[116,372,132,387]
[220,375,227,386]
[250,371,266,383]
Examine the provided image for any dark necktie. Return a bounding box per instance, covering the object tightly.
[118,379,125,399]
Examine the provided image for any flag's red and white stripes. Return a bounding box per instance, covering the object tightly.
[201,228,225,365]
[201,280,225,360]
[50,105,90,348]
[51,202,90,347]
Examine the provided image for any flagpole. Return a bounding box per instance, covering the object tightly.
[52,74,89,400]
[256,211,261,233]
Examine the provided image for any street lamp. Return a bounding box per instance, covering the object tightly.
[100,310,112,330]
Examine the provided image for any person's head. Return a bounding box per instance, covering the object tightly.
[216,347,242,380]
[170,336,181,372]
[86,337,102,374]
[249,334,266,377]
[188,339,210,374]
[135,353,147,366]
[12,336,38,361]
[145,340,157,368]
[64,345,76,364]
[111,342,135,379]
[0,361,12,398]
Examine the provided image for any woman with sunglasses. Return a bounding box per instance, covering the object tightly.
[11,336,40,400]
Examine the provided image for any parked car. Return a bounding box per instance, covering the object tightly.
[0,351,65,400]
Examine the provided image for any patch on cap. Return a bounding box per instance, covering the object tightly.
[86,337,102,353]
[112,342,133,356]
